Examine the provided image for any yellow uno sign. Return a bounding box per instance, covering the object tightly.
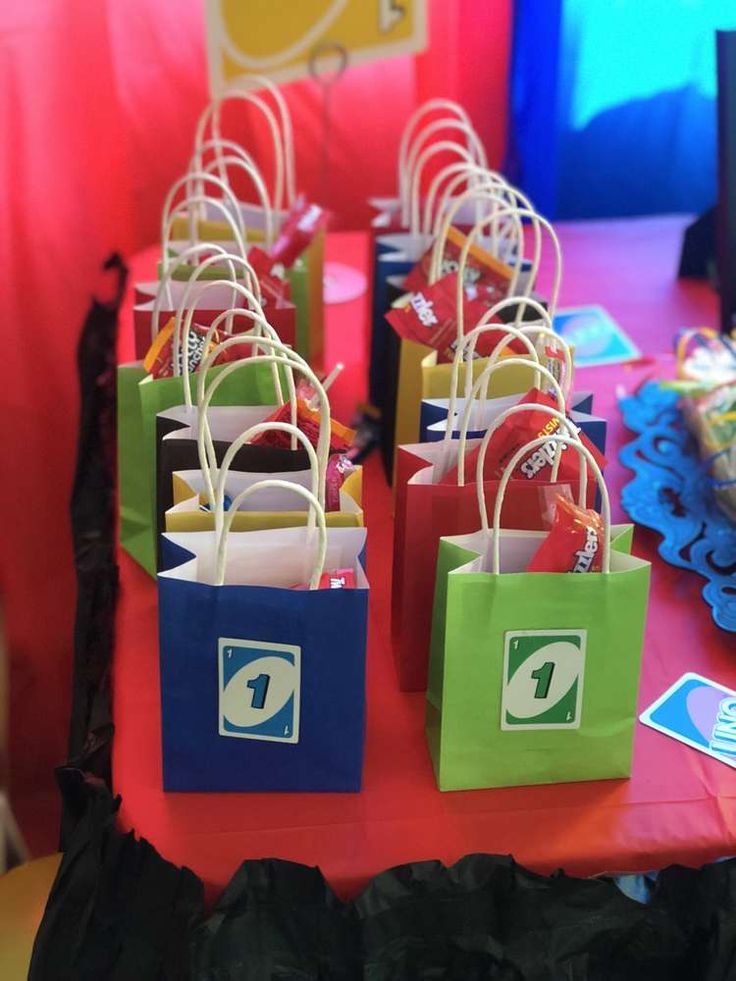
[206,0,428,91]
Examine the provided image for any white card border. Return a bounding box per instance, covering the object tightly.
[501,628,586,731]
[218,637,301,744]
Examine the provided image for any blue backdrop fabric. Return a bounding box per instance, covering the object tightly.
[508,0,736,219]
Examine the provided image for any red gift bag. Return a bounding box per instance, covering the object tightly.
[134,250,296,360]
[391,359,602,691]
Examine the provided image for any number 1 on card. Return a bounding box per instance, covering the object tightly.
[531,662,554,700]
[246,673,270,710]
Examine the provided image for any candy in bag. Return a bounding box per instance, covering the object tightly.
[527,494,604,573]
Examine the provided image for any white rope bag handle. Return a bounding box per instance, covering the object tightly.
[216,480,327,588]
[195,91,286,215]
[430,171,535,254]
[195,326,304,467]
[452,203,532,344]
[160,197,248,311]
[468,299,573,399]
[161,172,246,258]
[437,189,561,316]
[155,249,261,350]
[175,283,276,401]
[424,163,508,238]
[486,432,611,574]
[402,119,487,227]
[429,189,524,284]
[150,243,237,343]
[398,99,473,220]
[215,421,320,521]
[197,343,329,508]
[209,420,319,547]
[240,74,297,207]
[474,402,584,521]
[431,183,538,280]
[174,263,270,400]
[185,306,290,416]
[454,359,567,485]
[202,156,274,249]
[197,91,285,212]
[199,346,327,509]
[407,141,479,240]
[189,140,275,249]
[176,250,262,319]
[443,319,541,439]
[162,197,246,267]
[453,205,563,343]
[189,137,259,177]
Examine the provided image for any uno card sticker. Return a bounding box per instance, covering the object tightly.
[218,638,300,743]
[501,630,586,730]
[639,673,736,768]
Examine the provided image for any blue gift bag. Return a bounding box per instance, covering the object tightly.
[369,233,425,409]
[417,310,607,457]
[419,391,606,456]
[367,105,484,410]
[158,480,369,793]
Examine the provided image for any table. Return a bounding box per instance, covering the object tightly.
[113,218,736,900]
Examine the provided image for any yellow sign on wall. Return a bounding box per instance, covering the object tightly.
[206,0,428,91]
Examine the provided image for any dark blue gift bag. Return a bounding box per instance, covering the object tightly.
[369,153,506,409]
[369,233,425,409]
[158,481,369,793]
[415,307,607,457]
[419,391,606,455]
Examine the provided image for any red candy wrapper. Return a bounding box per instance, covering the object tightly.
[527,495,604,573]
[542,344,568,393]
[247,245,277,278]
[291,569,356,590]
[441,389,606,485]
[249,397,355,454]
[537,483,575,527]
[403,225,514,303]
[325,454,356,511]
[143,316,233,379]
[385,273,524,364]
[270,196,327,268]
[247,245,295,297]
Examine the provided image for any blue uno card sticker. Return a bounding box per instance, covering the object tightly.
[553,306,640,367]
[639,672,736,768]
[218,638,300,743]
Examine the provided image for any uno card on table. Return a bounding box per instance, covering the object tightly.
[554,305,640,367]
[639,673,736,768]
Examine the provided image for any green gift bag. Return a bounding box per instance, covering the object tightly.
[305,227,325,369]
[285,256,310,361]
[117,359,279,577]
[285,228,325,367]
[427,420,651,792]
[118,363,150,567]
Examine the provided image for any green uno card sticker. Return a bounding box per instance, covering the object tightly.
[501,630,586,730]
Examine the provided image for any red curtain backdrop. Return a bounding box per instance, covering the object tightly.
[0,0,511,848]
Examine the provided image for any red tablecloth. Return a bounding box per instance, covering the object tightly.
[114,218,736,900]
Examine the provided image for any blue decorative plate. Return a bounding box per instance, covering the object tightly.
[619,381,736,632]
